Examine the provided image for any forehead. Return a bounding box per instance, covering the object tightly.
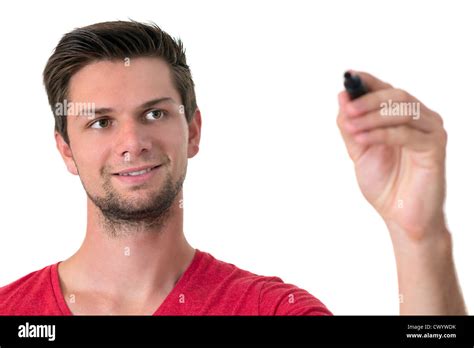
[68,57,178,105]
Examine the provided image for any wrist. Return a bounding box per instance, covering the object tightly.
[385,220,466,315]
[385,218,452,257]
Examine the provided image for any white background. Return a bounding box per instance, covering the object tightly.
[0,0,473,315]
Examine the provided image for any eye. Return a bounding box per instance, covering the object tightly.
[145,109,166,121]
[90,118,111,129]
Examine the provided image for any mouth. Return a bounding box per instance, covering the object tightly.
[112,164,162,184]
[113,165,161,176]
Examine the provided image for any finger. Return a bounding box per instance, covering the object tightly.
[343,108,435,134]
[338,90,351,107]
[337,92,370,162]
[349,70,393,93]
[353,125,445,152]
[344,88,430,119]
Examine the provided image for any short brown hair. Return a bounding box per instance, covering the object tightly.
[43,20,197,145]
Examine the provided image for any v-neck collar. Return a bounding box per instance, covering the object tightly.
[51,249,203,315]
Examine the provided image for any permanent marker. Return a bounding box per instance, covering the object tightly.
[344,71,368,100]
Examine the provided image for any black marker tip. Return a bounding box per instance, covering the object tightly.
[343,71,368,100]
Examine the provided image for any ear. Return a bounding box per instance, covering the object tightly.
[187,108,202,159]
[55,131,79,175]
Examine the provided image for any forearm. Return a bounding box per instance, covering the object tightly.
[387,222,467,315]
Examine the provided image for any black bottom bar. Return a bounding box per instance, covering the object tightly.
[0,316,472,346]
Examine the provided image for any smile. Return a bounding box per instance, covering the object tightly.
[113,165,161,176]
[112,165,162,183]
[117,167,156,176]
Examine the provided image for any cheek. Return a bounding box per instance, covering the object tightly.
[68,127,107,177]
[160,127,188,169]
[75,146,109,181]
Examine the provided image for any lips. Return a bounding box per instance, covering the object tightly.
[113,165,161,177]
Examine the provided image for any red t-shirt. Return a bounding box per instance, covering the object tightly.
[0,249,331,315]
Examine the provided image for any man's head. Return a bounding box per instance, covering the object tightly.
[43,21,201,233]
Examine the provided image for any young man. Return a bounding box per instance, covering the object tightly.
[0,21,466,315]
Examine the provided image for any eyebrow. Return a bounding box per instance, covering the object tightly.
[92,97,177,116]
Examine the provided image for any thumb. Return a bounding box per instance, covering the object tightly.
[336,90,369,162]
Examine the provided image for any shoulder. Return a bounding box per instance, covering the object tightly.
[195,250,332,315]
[195,250,272,291]
[0,263,59,315]
[258,275,332,315]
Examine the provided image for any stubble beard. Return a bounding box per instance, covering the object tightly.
[82,163,186,238]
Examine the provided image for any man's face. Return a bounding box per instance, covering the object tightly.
[55,57,200,226]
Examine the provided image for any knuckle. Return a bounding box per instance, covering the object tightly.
[441,128,448,143]
[434,112,444,126]
[394,88,410,101]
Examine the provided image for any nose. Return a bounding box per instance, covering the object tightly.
[114,118,152,160]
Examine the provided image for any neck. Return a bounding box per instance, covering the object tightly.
[58,191,195,304]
